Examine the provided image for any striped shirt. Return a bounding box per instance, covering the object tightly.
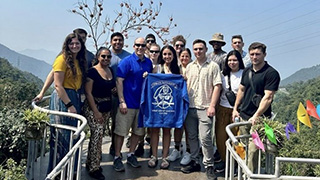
[185,58,222,109]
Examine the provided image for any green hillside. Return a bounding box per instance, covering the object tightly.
[273,76,320,124]
[0,58,42,109]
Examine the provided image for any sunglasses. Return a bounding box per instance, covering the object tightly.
[147,40,155,43]
[150,50,160,54]
[135,43,146,48]
[101,54,112,59]
[175,44,185,48]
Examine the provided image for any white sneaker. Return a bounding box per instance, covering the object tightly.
[180,152,191,165]
[167,149,181,161]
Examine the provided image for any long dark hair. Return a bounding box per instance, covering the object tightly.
[158,45,180,74]
[61,33,87,83]
[222,50,244,76]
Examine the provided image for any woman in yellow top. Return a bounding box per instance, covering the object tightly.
[47,32,87,175]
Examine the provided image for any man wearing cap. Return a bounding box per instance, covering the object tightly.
[231,35,251,67]
[207,33,227,71]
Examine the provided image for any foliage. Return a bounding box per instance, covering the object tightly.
[279,123,320,176]
[23,109,49,128]
[251,117,287,151]
[0,158,27,180]
[272,77,320,177]
[0,108,28,164]
[70,0,177,50]
[273,77,320,124]
[0,58,43,89]
[0,58,41,110]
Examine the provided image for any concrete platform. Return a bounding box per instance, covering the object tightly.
[80,136,228,180]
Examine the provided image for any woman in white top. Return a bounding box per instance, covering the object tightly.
[215,50,245,166]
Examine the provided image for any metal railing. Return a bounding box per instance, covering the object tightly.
[26,96,87,180]
[225,121,320,180]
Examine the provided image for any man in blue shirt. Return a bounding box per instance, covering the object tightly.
[113,37,153,172]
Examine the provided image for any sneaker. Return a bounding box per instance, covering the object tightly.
[180,152,191,166]
[113,157,125,172]
[206,166,217,180]
[167,149,181,162]
[89,169,105,180]
[160,158,170,169]
[148,156,158,168]
[134,144,144,157]
[214,161,225,173]
[181,160,201,174]
[127,155,141,168]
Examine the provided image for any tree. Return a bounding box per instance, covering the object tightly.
[70,0,177,50]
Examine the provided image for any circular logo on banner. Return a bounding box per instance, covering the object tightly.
[152,84,174,109]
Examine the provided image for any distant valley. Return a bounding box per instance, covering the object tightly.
[0,43,52,82]
[19,48,57,65]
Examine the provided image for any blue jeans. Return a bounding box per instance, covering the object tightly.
[47,89,81,174]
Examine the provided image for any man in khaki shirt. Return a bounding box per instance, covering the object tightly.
[181,39,221,180]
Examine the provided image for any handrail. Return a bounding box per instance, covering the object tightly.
[29,96,87,180]
[31,96,87,139]
[225,121,251,145]
[225,122,320,180]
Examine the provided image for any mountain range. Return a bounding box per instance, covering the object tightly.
[0,43,51,82]
[280,64,320,86]
[1,43,320,86]
[19,48,57,65]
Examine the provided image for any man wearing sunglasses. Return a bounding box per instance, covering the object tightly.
[113,37,153,172]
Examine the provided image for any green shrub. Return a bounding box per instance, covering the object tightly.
[0,158,27,180]
[279,122,320,176]
[0,108,28,164]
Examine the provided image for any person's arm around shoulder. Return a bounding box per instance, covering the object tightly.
[116,77,127,114]
[85,77,103,123]
[54,71,77,113]
[232,84,245,121]
[33,70,54,101]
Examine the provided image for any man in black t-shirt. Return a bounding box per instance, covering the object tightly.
[232,42,280,173]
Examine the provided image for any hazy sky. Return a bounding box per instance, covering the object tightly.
[1,0,320,78]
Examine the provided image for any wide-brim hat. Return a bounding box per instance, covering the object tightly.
[209,33,226,46]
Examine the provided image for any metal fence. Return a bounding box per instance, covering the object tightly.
[225,121,320,180]
[26,96,87,180]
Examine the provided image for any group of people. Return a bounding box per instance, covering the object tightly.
[34,28,280,180]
